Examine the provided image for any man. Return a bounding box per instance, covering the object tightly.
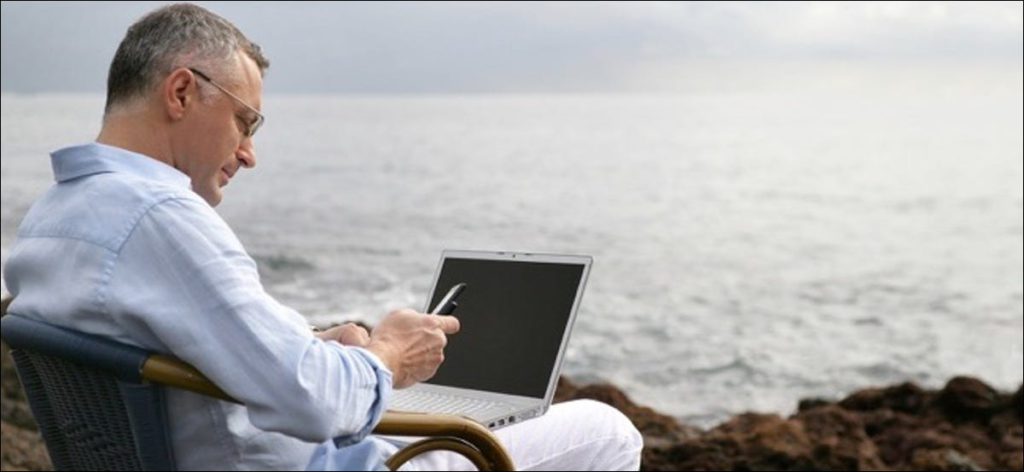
[4,4,642,470]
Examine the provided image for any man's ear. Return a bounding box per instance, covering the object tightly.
[162,68,195,121]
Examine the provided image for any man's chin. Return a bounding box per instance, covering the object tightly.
[194,185,223,207]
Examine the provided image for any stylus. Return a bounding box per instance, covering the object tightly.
[430,283,467,315]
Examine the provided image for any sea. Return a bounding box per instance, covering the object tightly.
[3,63,1022,428]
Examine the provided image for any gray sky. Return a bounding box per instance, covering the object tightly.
[1,1,1021,94]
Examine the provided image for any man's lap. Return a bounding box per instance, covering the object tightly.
[391,399,643,471]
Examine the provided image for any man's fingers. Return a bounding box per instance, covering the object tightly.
[435,315,461,334]
[339,323,370,347]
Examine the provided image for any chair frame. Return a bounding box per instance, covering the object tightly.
[1,296,513,471]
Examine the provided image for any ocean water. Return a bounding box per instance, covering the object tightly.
[3,66,1022,427]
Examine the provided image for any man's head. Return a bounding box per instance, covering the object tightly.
[102,3,269,206]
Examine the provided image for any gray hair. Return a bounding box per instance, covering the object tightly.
[104,3,269,114]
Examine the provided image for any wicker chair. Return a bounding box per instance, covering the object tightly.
[0,297,513,471]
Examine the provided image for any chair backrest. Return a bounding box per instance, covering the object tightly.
[0,313,176,471]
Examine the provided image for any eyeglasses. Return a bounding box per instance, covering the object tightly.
[188,67,264,138]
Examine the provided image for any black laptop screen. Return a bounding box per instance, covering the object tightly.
[425,257,586,398]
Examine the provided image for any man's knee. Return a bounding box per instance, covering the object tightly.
[556,399,644,470]
[568,399,643,447]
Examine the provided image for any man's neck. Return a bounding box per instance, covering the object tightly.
[96,108,175,168]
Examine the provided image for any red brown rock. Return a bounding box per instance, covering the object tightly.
[555,376,1023,471]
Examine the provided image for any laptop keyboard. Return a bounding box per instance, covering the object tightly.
[391,390,509,418]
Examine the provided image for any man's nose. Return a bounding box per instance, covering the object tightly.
[236,138,256,169]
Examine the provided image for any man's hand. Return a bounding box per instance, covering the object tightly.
[365,308,461,389]
[315,323,371,347]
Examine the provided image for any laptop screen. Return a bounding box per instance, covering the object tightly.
[425,256,587,398]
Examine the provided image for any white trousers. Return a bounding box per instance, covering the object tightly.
[391,399,643,471]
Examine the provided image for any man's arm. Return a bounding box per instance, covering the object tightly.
[106,197,395,442]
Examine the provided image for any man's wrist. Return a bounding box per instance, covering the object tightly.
[365,340,399,379]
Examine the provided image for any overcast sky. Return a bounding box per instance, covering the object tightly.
[1,1,1021,94]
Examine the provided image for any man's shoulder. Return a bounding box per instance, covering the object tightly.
[17,171,206,253]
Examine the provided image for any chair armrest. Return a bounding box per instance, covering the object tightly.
[141,354,514,470]
[376,411,515,470]
[144,354,236,401]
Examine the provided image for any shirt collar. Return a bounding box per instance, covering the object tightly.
[50,142,191,189]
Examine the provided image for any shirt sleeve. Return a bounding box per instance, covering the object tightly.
[104,196,392,443]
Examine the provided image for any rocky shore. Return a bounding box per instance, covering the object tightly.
[2,336,1021,471]
[554,376,1022,471]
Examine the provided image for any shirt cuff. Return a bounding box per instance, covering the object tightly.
[331,346,394,448]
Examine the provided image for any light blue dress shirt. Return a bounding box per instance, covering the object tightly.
[5,143,396,470]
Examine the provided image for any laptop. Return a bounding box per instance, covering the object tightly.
[389,250,592,429]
